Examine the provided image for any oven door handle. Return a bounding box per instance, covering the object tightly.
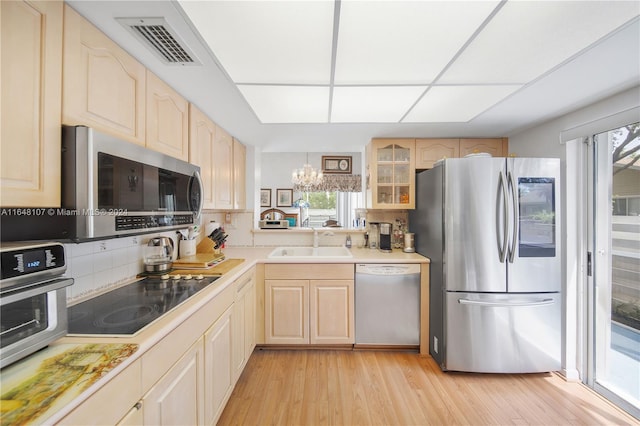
[0,278,74,306]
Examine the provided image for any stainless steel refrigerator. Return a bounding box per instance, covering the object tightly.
[409,156,561,373]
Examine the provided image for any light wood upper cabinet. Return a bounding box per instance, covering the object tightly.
[233,138,247,210]
[146,71,189,161]
[189,104,215,208]
[414,138,509,169]
[62,4,146,145]
[415,139,460,169]
[460,138,507,157]
[214,125,234,210]
[1,0,63,207]
[366,138,416,209]
[189,108,246,210]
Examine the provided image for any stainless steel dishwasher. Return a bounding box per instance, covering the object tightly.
[355,263,421,346]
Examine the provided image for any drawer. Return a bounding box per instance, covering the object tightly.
[265,263,354,280]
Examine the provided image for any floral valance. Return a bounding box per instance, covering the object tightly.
[294,174,362,193]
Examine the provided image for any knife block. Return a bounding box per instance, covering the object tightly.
[196,237,221,254]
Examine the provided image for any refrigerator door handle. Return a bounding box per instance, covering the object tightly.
[498,171,508,263]
[507,171,519,263]
[458,298,555,307]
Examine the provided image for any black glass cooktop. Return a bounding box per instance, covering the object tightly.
[67,274,219,335]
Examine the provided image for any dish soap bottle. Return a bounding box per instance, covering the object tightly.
[345,234,352,248]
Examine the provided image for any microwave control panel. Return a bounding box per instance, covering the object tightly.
[115,214,194,231]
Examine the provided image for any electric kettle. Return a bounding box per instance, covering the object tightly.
[144,237,175,272]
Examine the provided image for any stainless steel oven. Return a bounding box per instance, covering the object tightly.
[0,242,73,368]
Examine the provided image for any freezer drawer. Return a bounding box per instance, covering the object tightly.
[444,292,560,373]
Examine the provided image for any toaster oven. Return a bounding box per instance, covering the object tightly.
[258,219,289,229]
[0,242,73,368]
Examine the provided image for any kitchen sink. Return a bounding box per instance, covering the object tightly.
[268,246,353,258]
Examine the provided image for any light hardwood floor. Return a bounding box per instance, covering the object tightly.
[218,349,638,425]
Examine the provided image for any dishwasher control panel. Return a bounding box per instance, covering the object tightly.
[355,263,421,275]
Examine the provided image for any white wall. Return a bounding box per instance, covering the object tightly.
[508,85,640,381]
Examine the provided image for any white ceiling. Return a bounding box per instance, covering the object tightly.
[66,0,640,152]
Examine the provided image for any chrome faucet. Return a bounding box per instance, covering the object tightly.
[313,229,319,248]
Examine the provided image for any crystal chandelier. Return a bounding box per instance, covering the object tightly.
[292,154,323,190]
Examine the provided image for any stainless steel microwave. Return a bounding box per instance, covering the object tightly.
[1,126,203,242]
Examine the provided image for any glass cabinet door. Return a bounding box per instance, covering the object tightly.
[370,140,415,209]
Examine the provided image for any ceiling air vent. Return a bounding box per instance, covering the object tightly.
[117,17,200,65]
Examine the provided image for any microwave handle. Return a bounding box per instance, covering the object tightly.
[191,170,204,220]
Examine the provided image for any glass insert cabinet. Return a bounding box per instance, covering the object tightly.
[366,139,415,209]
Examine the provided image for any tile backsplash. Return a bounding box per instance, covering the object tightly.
[64,231,178,303]
[63,209,406,303]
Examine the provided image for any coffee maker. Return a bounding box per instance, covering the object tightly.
[379,222,392,252]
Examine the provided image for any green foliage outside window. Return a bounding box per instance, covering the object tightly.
[305,191,336,209]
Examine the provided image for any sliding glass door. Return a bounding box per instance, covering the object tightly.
[588,123,639,417]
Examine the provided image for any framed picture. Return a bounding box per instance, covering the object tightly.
[322,156,352,174]
[260,188,271,207]
[276,189,293,207]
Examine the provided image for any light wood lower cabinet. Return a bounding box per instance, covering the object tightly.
[204,306,234,425]
[143,339,205,426]
[264,264,354,345]
[232,269,256,381]
[1,0,63,207]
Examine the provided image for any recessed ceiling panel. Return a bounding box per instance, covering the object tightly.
[331,86,426,123]
[237,85,329,123]
[439,1,640,84]
[403,85,521,123]
[178,0,334,84]
[334,1,499,84]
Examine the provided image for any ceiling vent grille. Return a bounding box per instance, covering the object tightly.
[117,17,200,65]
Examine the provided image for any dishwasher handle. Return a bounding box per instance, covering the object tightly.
[355,264,421,275]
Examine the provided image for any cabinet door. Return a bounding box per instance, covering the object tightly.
[204,306,233,425]
[62,5,145,145]
[233,272,255,380]
[265,280,309,344]
[368,139,415,209]
[143,339,204,426]
[415,139,460,169]
[459,138,506,157]
[146,71,189,160]
[214,125,234,209]
[189,104,215,208]
[233,138,247,210]
[1,0,62,207]
[309,280,355,344]
[244,279,256,358]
